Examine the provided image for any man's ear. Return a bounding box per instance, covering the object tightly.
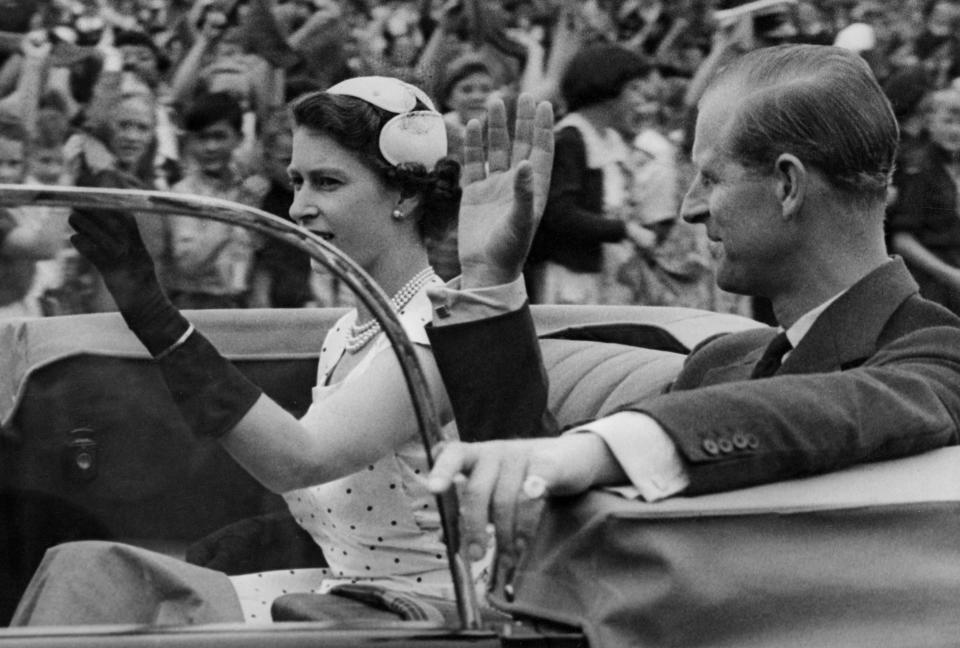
[774,153,806,219]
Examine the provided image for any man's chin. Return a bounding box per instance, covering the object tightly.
[715,268,749,296]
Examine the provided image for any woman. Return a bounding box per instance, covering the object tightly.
[527,44,660,305]
[60,91,165,313]
[12,76,554,625]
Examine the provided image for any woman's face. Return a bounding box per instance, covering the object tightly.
[448,72,494,124]
[609,75,661,138]
[109,98,155,169]
[928,101,960,152]
[287,127,402,271]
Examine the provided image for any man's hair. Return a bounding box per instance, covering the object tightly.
[182,92,244,135]
[561,44,651,112]
[707,44,898,204]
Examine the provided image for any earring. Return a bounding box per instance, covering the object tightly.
[391,208,404,220]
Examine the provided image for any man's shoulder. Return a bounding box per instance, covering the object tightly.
[689,327,772,358]
[882,292,960,342]
[671,327,774,389]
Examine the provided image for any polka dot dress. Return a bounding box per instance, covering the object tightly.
[230,278,490,622]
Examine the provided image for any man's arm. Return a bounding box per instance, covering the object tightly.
[635,325,960,494]
[427,95,692,561]
[426,95,555,445]
[426,278,555,442]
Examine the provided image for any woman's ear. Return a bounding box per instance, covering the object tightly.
[394,193,422,220]
[775,153,806,219]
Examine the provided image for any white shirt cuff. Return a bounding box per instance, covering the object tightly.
[426,275,528,326]
[574,411,690,501]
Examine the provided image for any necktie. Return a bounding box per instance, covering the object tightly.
[751,331,792,379]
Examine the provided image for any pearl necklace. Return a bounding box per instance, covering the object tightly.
[345,267,437,354]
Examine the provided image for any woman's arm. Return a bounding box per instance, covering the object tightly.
[223,342,452,493]
[83,28,125,134]
[890,231,960,291]
[170,10,224,108]
[0,32,51,138]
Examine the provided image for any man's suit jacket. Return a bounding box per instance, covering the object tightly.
[427,259,960,495]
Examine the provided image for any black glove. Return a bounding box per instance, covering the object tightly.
[69,208,262,438]
[69,207,187,355]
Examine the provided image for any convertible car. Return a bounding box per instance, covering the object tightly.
[1,187,959,647]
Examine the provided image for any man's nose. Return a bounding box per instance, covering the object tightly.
[680,187,709,224]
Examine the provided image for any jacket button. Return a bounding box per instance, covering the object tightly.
[732,433,749,449]
[746,434,760,449]
[702,439,720,455]
[718,437,733,453]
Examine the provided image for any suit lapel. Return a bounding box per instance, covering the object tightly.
[696,330,778,386]
[693,260,918,385]
[779,260,918,374]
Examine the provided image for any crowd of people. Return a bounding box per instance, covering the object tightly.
[7,0,960,636]
[0,0,959,321]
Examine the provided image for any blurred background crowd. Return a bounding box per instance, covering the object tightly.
[0,0,959,324]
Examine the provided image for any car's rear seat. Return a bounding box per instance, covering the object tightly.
[0,306,759,623]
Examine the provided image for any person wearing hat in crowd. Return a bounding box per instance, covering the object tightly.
[11,76,554,625]
[526,42,663,304]
[439,54,497,146]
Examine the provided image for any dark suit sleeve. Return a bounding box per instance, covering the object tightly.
[426,304,558,442]
[634,325,960,494]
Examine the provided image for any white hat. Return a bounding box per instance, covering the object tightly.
[833,23,877,53]
[327,76,447,169]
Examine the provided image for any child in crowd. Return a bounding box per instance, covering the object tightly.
[0,120,62,317]
[888,87,960,315]
[24,108,90,316]
[162,91,263,309]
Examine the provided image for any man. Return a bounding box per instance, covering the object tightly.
[426,44,960,565]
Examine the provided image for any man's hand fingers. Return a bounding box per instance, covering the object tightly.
[530,101,555,215]
[427,441,474,494]
[489,446,537,563]
[511,161,537,242]
[511,94,536,165]
[461,119,485,186]
[456,444,504,562]
[486,99,510,173]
